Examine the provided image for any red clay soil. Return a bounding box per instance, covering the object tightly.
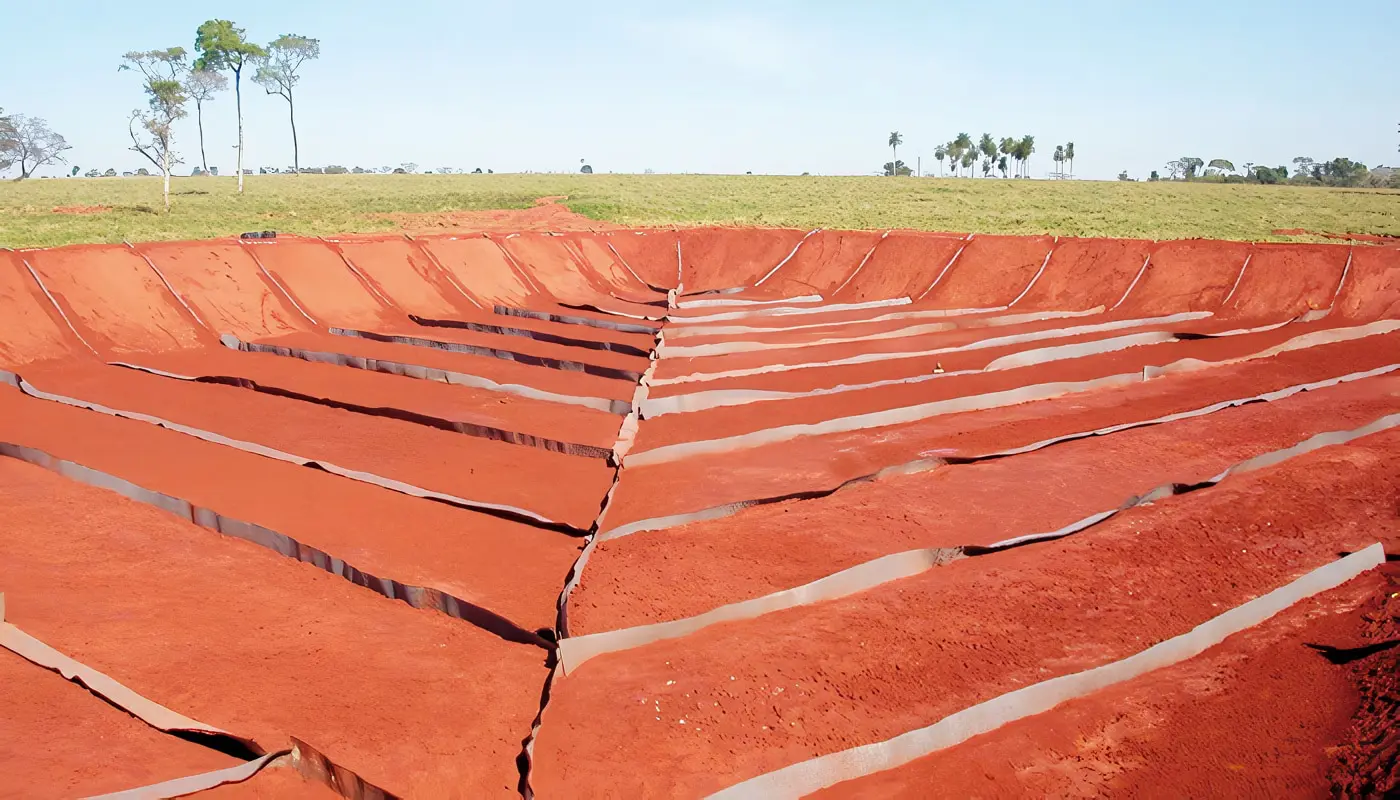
[122,346,625,449]
[1274,228,1400,246]
[499,233,613,306]
[196,765,342,799]
[0,648,238,799]
[374,194,619,234]
[560,232,672,298]
[400,304,658,350]
[534,432,1400,797]
[645,312,1200,392]
[630,324,1398,450]
[19,361,616,529]
[25,244,214,355]
[360,320,653,373]
[571,372,1400,633]
[602,334,1400,530]
[0,457,547,797]
[1013,237,1154,311]
[135,240,311,341]
[243,238,397,330]
[0,250,84,366]
[757,230,886,298]
[834,231,966,302]
[1336,246,1400,321]
[248,329,640,403]
[414,235,540,307]
[330,235,478,319]
[1114,239,1252,316]
[677,228,809,292]
[815,570,1389,799]
[1328,566,1400,797]
[1222,242,1349,321]
[50,204,112,214]
[0,383,577,633]
[600,230,681,289]
[924,234,1055,309]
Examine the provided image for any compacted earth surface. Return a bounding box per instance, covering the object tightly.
[0,225,1396,797]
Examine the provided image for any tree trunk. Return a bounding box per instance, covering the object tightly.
[289,89,299,174]
[197,98,208,173]
[235,66,245,193]
[162,151,171,213]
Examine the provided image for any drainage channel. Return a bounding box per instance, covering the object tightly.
[515,293,670,798]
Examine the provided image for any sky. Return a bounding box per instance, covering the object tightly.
[3,0,1397,180]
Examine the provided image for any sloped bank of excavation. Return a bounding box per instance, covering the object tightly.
[0,227,1396,798]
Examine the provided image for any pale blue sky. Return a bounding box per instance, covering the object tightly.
[4,1,1396,179]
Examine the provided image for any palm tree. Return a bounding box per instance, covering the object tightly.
[1018,135,1036,178]
[960,148,976,177]
[1065,141,1075,177]
[933,144,947,176]
[998,155,1009,178]
[888,131,903,176]
[952,132,973,178]
[999,137,1017,178]
[978,133,997,178]
[1053,144,1065,176]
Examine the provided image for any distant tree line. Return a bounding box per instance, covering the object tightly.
[1140,155,1395,188]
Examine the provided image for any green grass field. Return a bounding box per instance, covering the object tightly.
[2,173,1396,248]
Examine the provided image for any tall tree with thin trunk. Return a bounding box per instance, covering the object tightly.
[1065,141,1075,177]
[978,133,996,178]
[1053,144,1065,176]
[999,137,1016,178]
[184,67,227,174]
[933,143,947,176]
[887,131,903,176]
[1017,135,1036,177]
[121,48,189,212]
[195,20,266,193]
[952,132,973,178]
[254,34,320,174]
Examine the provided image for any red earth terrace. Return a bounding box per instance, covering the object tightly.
[1,228,1397,798]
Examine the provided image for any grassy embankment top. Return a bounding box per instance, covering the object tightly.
[1,173,1396,249]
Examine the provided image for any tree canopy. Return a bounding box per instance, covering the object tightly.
[2,114,73,179]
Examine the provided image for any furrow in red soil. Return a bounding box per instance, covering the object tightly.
[632,323,1396,451]
[328,326,649,379]
[0,647,240,799]
[814,567,1396,799]
[571,371,1400,633]
[247,329,637,402]
[603,334,1400,530]
[18,361,614,529]
[647,313,1205,396]
[119,346,624,450]
[0,456,547,797]
[0,384,577,633]
[533,431,1400,797]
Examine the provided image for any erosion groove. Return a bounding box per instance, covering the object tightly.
[1,228,1395,798]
